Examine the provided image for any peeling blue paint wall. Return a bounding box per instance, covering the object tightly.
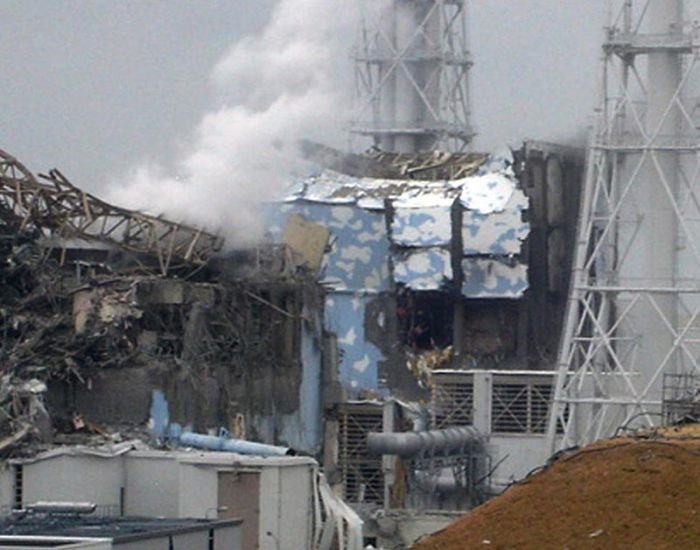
[266,151,531,398]
[249,302,324,451]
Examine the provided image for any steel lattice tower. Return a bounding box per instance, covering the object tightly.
[546,0,700,452]
[351,0,474,153]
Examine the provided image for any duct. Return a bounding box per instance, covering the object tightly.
[413,471,470,494]
[366,426,482,458]
[176,430,295,457]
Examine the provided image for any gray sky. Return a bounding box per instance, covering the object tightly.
[0,1,604,194]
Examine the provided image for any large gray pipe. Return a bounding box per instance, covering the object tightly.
[366,426,482,458]
[177,431,295,457]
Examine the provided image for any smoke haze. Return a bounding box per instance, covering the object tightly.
[0,1,605,244]
[107,0,358,245]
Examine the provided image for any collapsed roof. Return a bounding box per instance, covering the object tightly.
[0,149,223,275]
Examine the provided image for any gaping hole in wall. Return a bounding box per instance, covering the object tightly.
[246,288,301,365]
[397,288,453,351]
[457,300,520,369]
[140,305,185,357]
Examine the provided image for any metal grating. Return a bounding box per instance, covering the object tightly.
[492,383,552,434]
[662,373,700,425]
[432,376,474,428]
[338,403,384,505]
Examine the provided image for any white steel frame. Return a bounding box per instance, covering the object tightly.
[351,0,474,152]
[547,0,700,452]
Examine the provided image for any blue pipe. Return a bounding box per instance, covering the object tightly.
[177,429,295,457]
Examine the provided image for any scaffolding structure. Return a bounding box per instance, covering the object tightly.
[547,0,700,451]
[351,0,474,153]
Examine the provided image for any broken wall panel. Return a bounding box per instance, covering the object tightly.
[324,293,386,396]
[270,203,391,292]
[461,190,529,255]
[247,297,324,452]
[390,206,452,247]
[282,213,330,272]
[392,249,453,290]
[461,259,528,299]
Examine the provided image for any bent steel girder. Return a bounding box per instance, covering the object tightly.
[0,149,223,274]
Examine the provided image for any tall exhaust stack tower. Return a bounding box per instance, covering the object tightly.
[351,0,474,152]
[547,0,700,451]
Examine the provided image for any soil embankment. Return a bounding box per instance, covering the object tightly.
[413,426,700,549]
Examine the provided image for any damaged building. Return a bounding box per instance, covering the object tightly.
[0,140,582,548]
[266,141,583,530]
[0,148,328,456]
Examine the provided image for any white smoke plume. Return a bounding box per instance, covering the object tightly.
[108,0,358,247]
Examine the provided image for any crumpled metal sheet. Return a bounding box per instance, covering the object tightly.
[284,150,520,216]
[267,203,391,292]
[461,258,528,298]
[462,189,529,255]
[393,248,453,290]
[275,147,529,294]
[391,206,452,247]
[459,172,517,214]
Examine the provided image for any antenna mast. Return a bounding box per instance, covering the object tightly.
[547,0,700,451]
[351,0,475,153]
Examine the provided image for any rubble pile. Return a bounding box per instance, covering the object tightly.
[412,428,700,549]
[0,149,317,457]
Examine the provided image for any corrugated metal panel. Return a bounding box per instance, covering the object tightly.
[393,248,453,290]
[461,259,528,298]
[391,206,452,247]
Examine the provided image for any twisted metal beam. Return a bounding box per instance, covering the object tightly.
[0,149,223,274]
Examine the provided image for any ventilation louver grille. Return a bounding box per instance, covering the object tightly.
[432,376,474,428]
[492,382,552,434]
[338,403,384,505]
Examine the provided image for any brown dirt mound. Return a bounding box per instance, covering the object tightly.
[413,432,700,549]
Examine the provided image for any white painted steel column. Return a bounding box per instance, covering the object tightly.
[618,0,682,412]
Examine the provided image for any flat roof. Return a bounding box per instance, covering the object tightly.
[0,515,241,543]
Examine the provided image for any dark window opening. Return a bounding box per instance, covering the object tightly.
[397,288,453,350]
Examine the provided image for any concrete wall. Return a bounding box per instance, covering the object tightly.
[259,464,314,550]
[176,462,218,518]
[14,451,312,550]
[22,455,124,513]
[489,435,549,489]
[0,463,14,512]
[118,530,226,550]
[124,454,179,518]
